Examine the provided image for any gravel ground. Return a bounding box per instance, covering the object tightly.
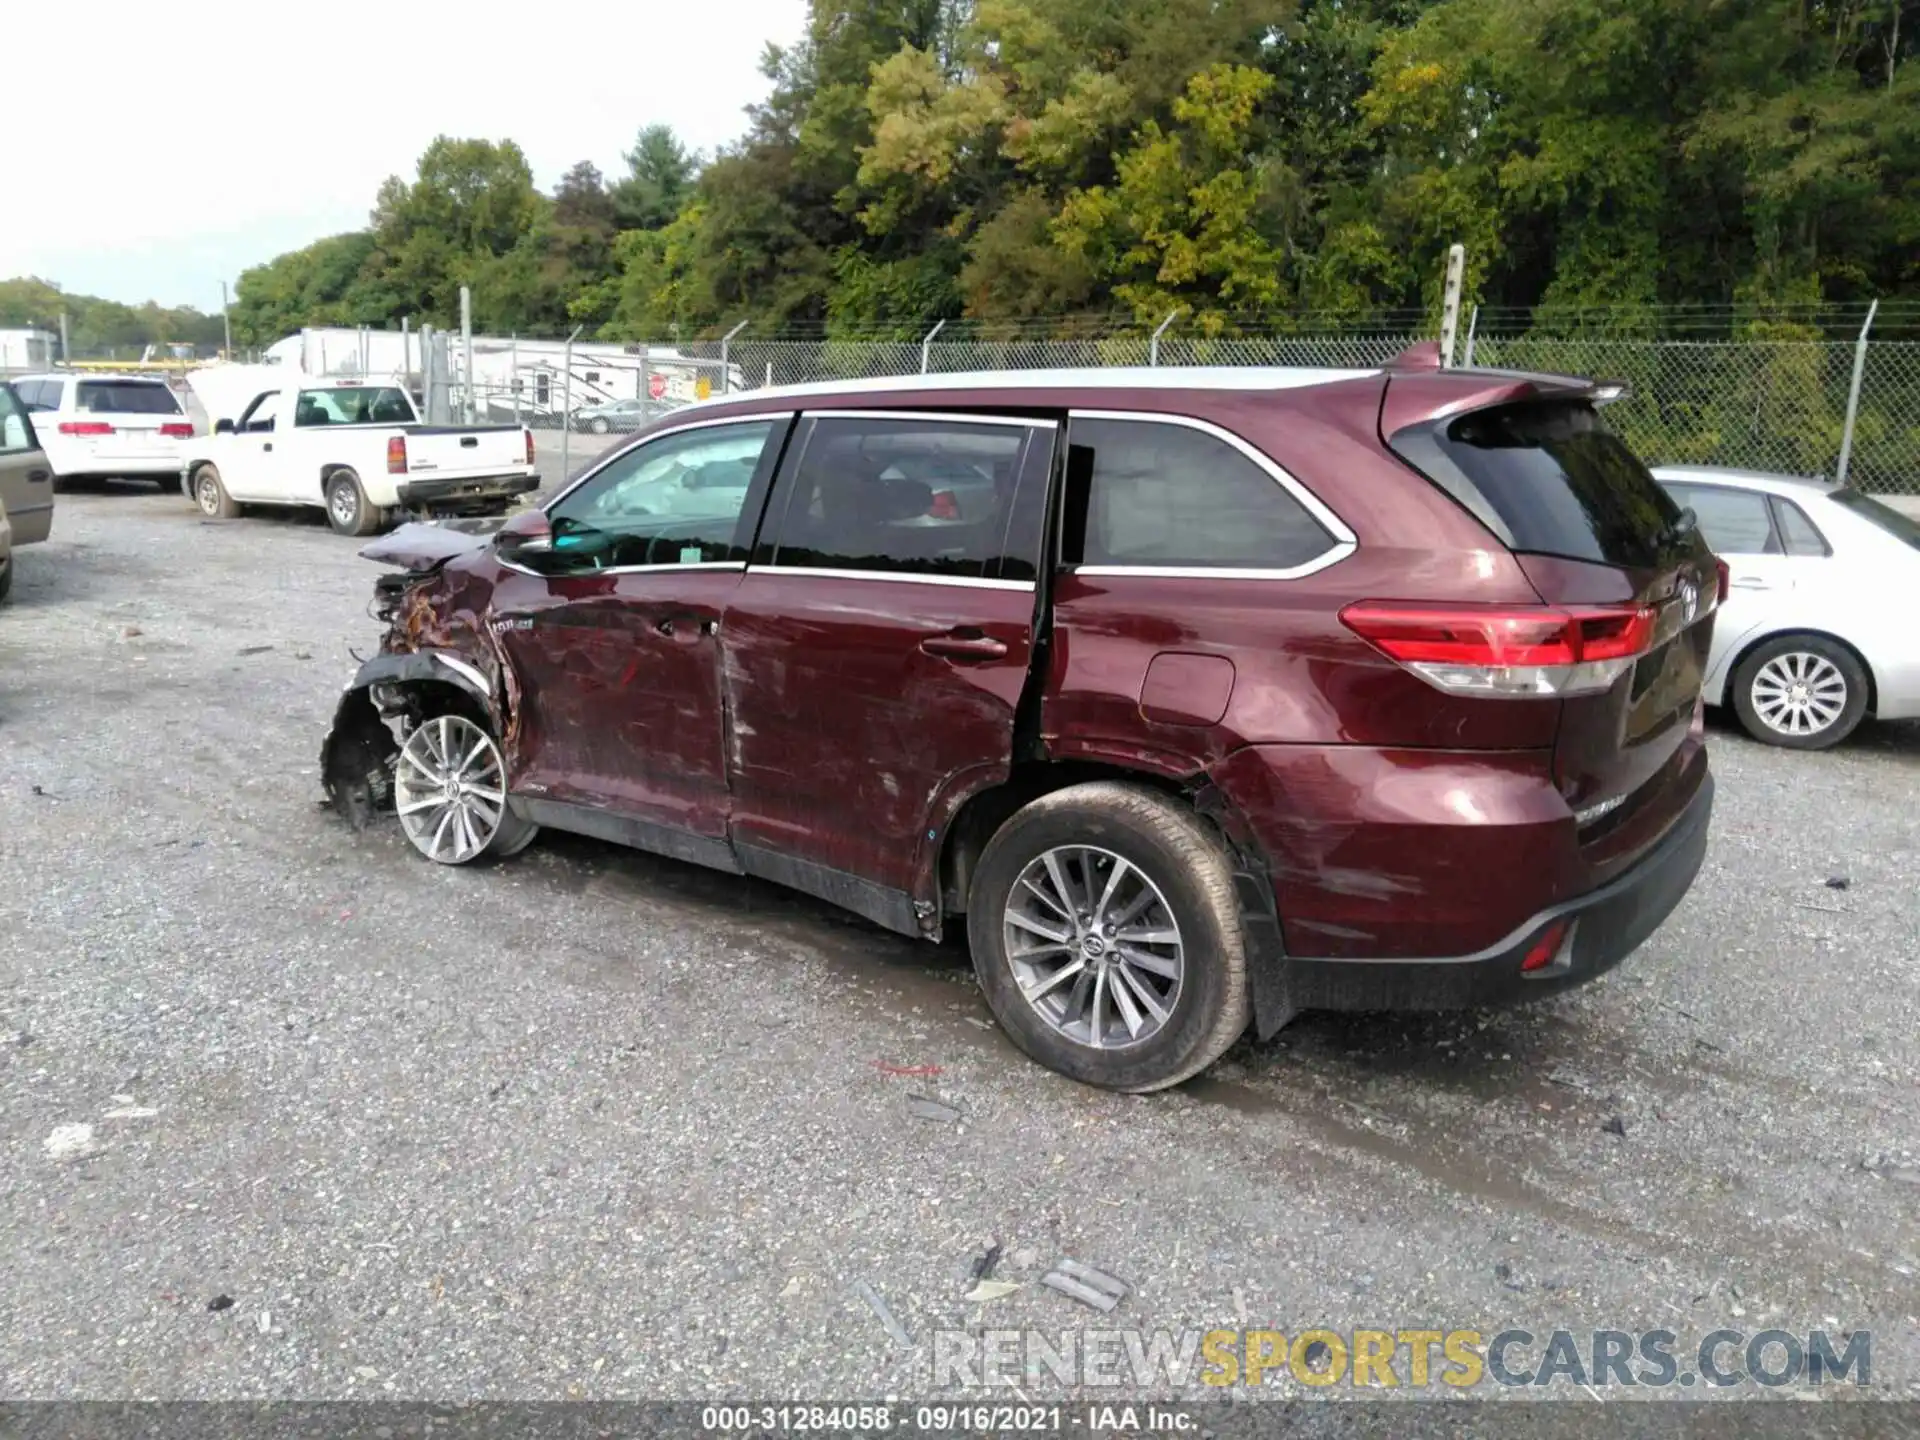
[3,484,1919,1410]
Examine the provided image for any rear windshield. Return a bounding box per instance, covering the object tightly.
[1395,400,1681,567]
[295,386,414,425]
[76,381,182,416]
[1829,488,1920,550]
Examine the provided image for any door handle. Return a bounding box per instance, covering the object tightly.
[1729,578,1771,590]
[921,632,1009,661]
[263,442,273,452]
[26,468,49,483]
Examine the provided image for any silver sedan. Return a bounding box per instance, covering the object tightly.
[1653,466,1920,749]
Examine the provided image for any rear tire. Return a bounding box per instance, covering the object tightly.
[966,782,1249,1092]
[325,469,381,537]
[589,417,610,435]
[1731,634,1868,750]
[0,558,12,603]
[192,463,241,519]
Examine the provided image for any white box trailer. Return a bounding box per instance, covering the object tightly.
[262,327,744,427]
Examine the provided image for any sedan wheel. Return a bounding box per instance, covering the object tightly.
[394,714,534,864]
[1731,635,1869,750]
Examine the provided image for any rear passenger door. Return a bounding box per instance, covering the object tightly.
[721,410,1054,931]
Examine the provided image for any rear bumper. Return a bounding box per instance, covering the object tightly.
[395,472,539,511]
[1288,772,1713,1011]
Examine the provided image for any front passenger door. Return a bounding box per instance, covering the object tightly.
[489,416,789,853]
[221,391,280,499]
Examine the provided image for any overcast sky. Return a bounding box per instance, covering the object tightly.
[4,0,808,311]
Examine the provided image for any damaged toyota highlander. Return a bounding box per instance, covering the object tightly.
[320,355,1722,1091]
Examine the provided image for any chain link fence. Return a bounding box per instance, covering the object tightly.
[270,319,1920,495]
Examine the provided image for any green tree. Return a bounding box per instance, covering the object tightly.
[611,126,698,232]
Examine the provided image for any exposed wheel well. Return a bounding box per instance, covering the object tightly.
[319,464,358,504]
[939,760,1215,916]
[1727,628,1878,713]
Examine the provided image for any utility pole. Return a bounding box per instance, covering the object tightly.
[459,286,475,423]
[1439,244,1466,368]
[58,311,70,364]
[219,281,233,359]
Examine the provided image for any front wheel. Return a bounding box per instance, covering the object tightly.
[325,469,382,537]
[967,782,1249,1092]
[589,417,610,435]
[193,463,241,518]
[394,713,537,865]
[1731,635,1869,750]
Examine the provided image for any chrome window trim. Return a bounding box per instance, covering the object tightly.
[541,410,797,514]
[498,559,745,580]
[746,565,1035,592]
[797,409,1058,429]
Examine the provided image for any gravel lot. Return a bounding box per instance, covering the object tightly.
[3,481,1918,1409]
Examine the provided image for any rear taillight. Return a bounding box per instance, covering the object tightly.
[387,435,408,474]
[159,423,193,439]
[928,489,960,519]
[1713,557,1730,605]
[524,429,535,466]
[1340,602,1657,698]
[59,421,113,436]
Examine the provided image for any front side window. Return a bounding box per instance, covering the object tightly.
[762,415,1041,581]
[530,419,778,573]
[1663,483,1778,556]
[236,392,278,433]
[1064,416,1335,571]
[19,380,58,413]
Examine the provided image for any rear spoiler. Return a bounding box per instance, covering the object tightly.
[1386,341,1630,406]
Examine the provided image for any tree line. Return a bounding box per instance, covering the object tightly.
[20,0,1920,350]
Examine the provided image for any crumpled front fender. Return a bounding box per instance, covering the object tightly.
[318,649,500,827]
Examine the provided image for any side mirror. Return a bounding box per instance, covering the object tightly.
[214,418,235,435]
[493,507,553,558]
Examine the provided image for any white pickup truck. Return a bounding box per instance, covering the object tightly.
[180,380,540,535]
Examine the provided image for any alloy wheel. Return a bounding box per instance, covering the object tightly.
[394,715,510,864]
[1002,844,1184,1050]
[1751,651,1848,738]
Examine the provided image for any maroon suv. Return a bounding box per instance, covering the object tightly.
[322,354,1721,1091]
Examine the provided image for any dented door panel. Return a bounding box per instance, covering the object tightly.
[490,566,741,837]
[721,572,1036,902]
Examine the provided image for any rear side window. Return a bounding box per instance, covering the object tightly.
[1064,417,1335,571]
[19,379,57,412]
[77,381,181,416]
[1772,498,1830,557]
[1394,401,1680,567]
[1662,483,1779,556]
[763,415,1044,582]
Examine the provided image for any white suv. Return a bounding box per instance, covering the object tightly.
[12,373,195,487]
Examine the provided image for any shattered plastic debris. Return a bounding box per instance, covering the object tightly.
[971,1242,1003,1280]
[852,1281,914,1348]
[207,1295,235,1313]
[873,1060,942,1078]
[1603,1115,1628,1138]
[1826,876,1851,890]
[907,1096,961,1124]
[43,1124,98,1160]
[1040,1258,1128,1313]
[238,645,274,656]
[101,1106,158,1120]
[965,1280,1023,1303]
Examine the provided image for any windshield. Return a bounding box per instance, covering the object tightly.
[1829,489,1920,551]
